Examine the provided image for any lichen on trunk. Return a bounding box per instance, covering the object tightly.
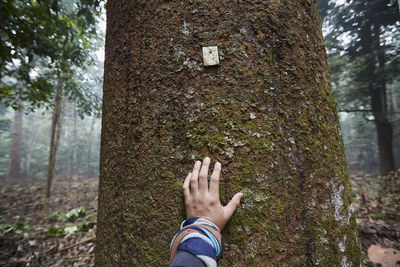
[95,0,361,265]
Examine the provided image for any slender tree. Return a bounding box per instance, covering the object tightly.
[45,72,63,198]
[87,115,96,178]
[95,0,361,265]
[7,106,22,180]
[24,113,38,178]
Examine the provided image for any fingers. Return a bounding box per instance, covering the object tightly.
[190,160,201,193]
[223,192,243,220]
[183,172,191,200]
[209,162,221,196]
[198,157,210,191]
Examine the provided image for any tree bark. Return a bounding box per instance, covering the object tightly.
[95,1,361,265]
[45,71,63,198]
[7,106,23,180]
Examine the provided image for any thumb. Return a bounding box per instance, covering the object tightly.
[223,192,243,219]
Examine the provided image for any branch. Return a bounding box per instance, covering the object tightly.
[0,259,29,266]
[58,236,96,252]
[338,109,400,114]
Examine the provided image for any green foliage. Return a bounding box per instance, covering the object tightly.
[0,221,31,237]
[47,206,96,237]
[363,258,372,264]
[49,205,88,222]
[323,0,399,110]
[47,224,82,237]
[0,0,104,114]
[321,0,399,107]
[47,222,95,237]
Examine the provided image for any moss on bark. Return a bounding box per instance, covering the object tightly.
[95,0,361,265]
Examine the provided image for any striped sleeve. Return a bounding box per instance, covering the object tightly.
[169,217,223,267]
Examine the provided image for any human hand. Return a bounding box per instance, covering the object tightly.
[183,157,243,230]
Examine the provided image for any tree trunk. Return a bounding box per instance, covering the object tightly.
[7,106,23,180]
[398,0,400,17]
[95,1,361,265]
[390,86,400,169]
[45,71,63,199]
[391,86,399,114]
[69,103,77,178]
[370,23,395,176]
[24,114,38,179]
[87,115,96,178]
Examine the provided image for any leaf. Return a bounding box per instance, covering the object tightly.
[65,208,80,219]
[47,225,65,236]
[64,225,79,237]
[367,244,400,267]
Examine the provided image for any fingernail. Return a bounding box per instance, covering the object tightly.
[204,157,210,163]
[216,162,221,168]
[195,161,201,166]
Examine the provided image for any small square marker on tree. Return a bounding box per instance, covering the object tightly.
[202,46,220,66]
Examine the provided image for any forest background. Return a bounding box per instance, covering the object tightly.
[0,0,399,266]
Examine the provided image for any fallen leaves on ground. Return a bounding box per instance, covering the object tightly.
[367,244,400,267]
[352,169,400,266]
[0,176,98,266]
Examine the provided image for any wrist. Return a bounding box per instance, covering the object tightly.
[170,217,224,264]
[182,217,221,232]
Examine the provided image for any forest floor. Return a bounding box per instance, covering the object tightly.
[0,171,399,266]
[0,177,98,266]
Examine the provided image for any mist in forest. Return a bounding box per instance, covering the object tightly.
[0,107,101,180]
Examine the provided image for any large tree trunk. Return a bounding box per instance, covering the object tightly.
[7,106,23,180]
[45,72,63,199]
[95,1,361,265]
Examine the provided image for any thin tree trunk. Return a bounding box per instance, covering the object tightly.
[7,105,23,180]
[69,103,77,179]
[87,116,96,178]
[45,71,63,199]
[95,1,360,265]
[391,86,399,113]
[371,24,395,175]
[72,108,77,176]
[390,86,400,169]
[398,0,400,17]
[24,114,38,179]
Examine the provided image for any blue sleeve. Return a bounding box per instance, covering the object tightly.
[169,217,223,267]
[170,251,206,267]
